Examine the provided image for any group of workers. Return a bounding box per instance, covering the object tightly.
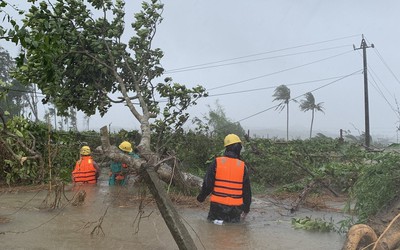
[71,134,252,224]
[72,141,139,186]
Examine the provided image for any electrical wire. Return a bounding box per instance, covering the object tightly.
[0,86,45,96]
[2,73,359,105]
[166,45,351,74]
[235,69,362,123]
[1,37,360,102]
[350,40,400,121]
[368,66,395,100]
[366,37,400,87]
[6,34,399,127]
[368,70,400,119]
[207,74,357,97]
[208,50,354,91]
[357,37,400,119]
[165,34,361,73]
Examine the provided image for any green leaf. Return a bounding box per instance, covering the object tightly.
[15,130,24,137]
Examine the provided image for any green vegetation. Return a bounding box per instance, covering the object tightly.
[272,84,291,141]
[0,0,399,236]
[299,92,325,139]
[0,112,144,185]
[350,152,400,222]
[292,217,335,232]
[1,92,400,233]
[291,215,357,234]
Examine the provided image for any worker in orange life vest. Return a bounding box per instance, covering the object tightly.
[197,134,252,223]
[72,146,101,184]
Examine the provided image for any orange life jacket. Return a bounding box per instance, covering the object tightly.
[72,156,97,184]
[210,157,245,206]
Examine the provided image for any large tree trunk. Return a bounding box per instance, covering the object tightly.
[142,165,197,249]
[99,126,198,250]
[157,163,203,191]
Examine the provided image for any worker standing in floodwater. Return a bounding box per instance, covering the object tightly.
[109,141,140,186]
[72,146,101,184]
[197,134,252,223]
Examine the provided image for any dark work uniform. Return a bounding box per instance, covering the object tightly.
[197,150,252,223]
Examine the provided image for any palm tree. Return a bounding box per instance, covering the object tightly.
[272,85,291,141]
[299,92,325,139]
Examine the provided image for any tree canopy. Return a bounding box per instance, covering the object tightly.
[273,84,291,140]
[3,2,207,246]
[0,46,34,119]
[8,0,207,155]
[299,92,324,139]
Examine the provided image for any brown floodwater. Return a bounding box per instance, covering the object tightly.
[0,177,348,250]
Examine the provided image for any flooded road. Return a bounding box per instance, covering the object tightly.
[0,177,347,249]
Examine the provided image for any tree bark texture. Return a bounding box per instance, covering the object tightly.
[157,163,203,191]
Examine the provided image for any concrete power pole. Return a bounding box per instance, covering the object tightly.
[354,35,374,148]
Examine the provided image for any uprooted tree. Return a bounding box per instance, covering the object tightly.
[5,0,208,248]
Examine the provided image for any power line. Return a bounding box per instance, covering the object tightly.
[1,37,362,107]
[356,43,398,102]
[207,74,358,97]
[0,86,42,95]
[367,69,400,119]
[353,43,400,123]
[365,37,400,87]
[368,65,395,100]
[292,70,362,99]
[166,45,351,74]
[373,47,400,87]
[3,72,361,107]
[235,69,362,123]
[208,50,354,91]
[165,34,361,72]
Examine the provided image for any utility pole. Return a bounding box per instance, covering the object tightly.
[353,34,374,148]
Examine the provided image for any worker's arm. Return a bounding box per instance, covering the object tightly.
[93,161,101,175]
[242,165,252,214]
[197,159,217,202]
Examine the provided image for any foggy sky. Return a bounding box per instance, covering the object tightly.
[3,1,400,141]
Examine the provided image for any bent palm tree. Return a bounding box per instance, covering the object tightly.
[299,92,325,139]
[273,85,291,141]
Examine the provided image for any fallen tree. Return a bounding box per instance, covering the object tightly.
[98,127,203,191]
[8,1,207,249]
[342,213,400,250]
[99,126,199,249]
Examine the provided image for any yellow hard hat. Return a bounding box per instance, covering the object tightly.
[80,146,91,156]
[224,134,242,147]
[119,141,133,153]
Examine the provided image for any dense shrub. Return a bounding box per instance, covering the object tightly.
[0,117,120,184]
[350,152,400,222]
[3,116,400,226]
[241,137,365,189]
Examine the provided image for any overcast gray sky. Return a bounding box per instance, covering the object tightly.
[3,1,400,141]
